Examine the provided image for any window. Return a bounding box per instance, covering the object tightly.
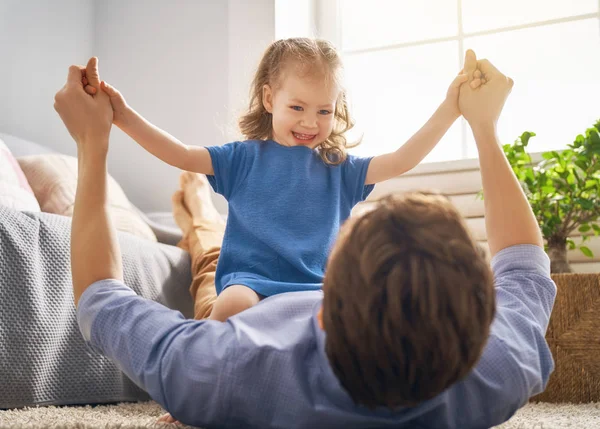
[282,0,600,163]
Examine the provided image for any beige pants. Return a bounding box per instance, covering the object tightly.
[175,216,225,320]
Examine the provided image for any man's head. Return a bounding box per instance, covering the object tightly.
[319,192,495,409]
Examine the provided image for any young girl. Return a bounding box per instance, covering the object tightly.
[94,37,469,323]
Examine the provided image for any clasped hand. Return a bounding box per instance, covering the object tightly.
[457,50,514,128]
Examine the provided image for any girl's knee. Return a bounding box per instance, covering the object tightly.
[209,285,260,322]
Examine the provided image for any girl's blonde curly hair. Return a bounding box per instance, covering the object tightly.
[238,38,360,165]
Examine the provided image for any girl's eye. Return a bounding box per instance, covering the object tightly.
[291,106,303,111]
[319,110,332,115]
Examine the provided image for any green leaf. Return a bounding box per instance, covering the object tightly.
[541,225,553,237]
[520,131,535,147]
[579,224,591,233]
[588,128,600,146]
[576,198,595,210]
[592,223,600,234]
[542,152,554,160]
[574,160,588,172]
[580,246,594,258]
[567,239,576,250]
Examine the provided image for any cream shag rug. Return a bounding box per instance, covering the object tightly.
[1,401,600,428]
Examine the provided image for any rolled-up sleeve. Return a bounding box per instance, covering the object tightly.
[490,245,557,399]
[491,244,556,332]
[77,279,235,426]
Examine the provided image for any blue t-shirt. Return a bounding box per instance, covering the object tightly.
[205,139,374,297]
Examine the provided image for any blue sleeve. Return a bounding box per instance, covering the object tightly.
[432,245,557,428]
[341,154,374,206]
[489,244,557,398]
[205,141,250,200]
[77,279,234,427]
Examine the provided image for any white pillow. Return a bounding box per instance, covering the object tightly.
[0,138,41,212]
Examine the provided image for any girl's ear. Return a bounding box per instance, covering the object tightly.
[262,84,273,113]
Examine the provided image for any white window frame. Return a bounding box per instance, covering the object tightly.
[310,0,600,174]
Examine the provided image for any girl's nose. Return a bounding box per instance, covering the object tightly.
[301,114,318,129]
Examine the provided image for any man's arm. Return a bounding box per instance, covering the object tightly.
[473,128,543,256]
[460,51,543,256]
[53,57,123,306]
[77,280,234,427]
[71,152,123,306]
[59,59,232,428]
[447,52,555,427]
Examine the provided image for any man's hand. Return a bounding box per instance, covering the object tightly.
[54,57,112,154]
[458,50,514,130]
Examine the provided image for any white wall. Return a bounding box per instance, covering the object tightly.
[1,0,275,214]
[94,0,231,213]
[0,0,95,157]
[96,0,275,213]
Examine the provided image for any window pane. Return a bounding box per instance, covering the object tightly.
[462,0,598,33]
[465,19,600,157]
[341,0,458,52]
[344,41,462,163]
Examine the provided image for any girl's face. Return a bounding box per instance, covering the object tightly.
[262,69,339,149]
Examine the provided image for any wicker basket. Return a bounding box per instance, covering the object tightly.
[532,273,600,403]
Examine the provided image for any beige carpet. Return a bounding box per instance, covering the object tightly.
[1,401,599,428]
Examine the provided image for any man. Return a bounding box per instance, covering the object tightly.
[53,52,555,428]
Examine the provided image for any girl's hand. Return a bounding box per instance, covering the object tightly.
[83,79,129,127]
[444,71,469,118]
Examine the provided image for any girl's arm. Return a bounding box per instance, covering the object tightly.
[117,107,213,175]
[364,73,468,185]
[100,81,213,175]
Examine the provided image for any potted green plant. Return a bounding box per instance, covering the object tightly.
[499,120,600,273]
[498,120,600,404]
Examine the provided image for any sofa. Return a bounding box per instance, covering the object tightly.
[0,132,194,409]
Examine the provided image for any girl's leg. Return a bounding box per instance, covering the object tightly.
[161,173,258,425]
[172,172,226,320]
[208,285,262,322]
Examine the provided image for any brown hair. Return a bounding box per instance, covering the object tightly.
[322,192,496,409]
[238,37,358,165]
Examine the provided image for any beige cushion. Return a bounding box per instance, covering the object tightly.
[0,139,41,212]
[17,154,156,242]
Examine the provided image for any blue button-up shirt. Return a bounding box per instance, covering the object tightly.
[77,244,556,428]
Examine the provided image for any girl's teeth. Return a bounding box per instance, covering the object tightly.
[294,132,314,140]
